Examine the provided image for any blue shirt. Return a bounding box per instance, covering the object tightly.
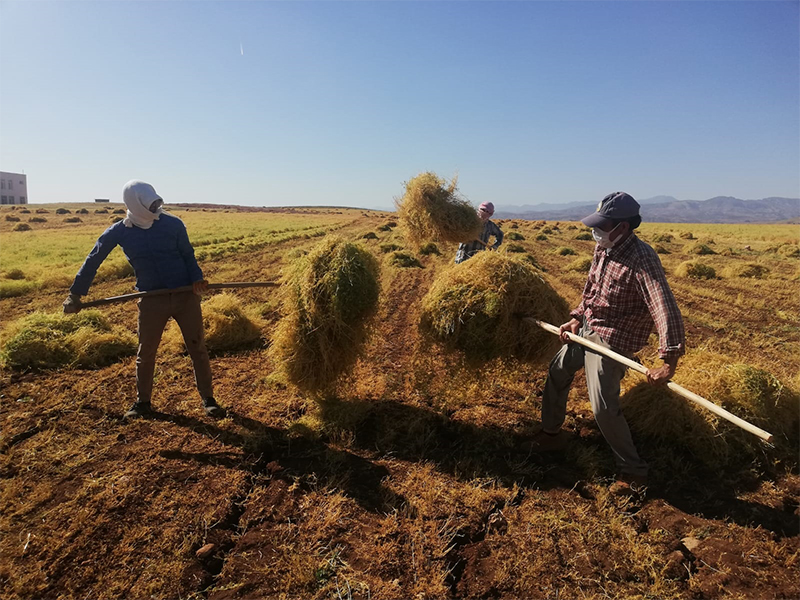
[455,220,504,264]
[70,213,204,296]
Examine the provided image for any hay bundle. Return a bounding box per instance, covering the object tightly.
[620,353,798,469]
[1,311,137,370]
[420,252,569,361]
[566,257,593,272]
[269,237,380,392]
[724,262,770,279]
[162,293,264,354]
[395,172,482,245]
[675,260,716,279]
[687,242,715,255]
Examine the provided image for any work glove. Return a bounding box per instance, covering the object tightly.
[63,293,83,314]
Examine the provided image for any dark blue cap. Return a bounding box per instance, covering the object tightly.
[581,192,640,228]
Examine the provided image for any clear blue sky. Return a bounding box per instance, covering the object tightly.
[1,1,798,209]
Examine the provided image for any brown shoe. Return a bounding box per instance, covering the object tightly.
[528,429,570,453]
[609,474,648,497]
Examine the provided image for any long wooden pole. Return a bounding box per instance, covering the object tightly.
[524,317,774,443]
[79,281,279,308]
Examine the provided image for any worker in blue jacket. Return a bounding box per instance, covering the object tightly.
[64,180,225,420]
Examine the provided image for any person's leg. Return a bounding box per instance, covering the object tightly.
[583,330,648,479]
[171,292,214,402]
[135,296,172,408]
[541,339,585,432]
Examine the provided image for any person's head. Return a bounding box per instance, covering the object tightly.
[478,201,495,222]
[122,181,163,229]
[581,192,640,248]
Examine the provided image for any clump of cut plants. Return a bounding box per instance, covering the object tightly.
[621,353,798,470]
[655,244,670,254]
[12,223,31,231]
[395,172,482,246]
[76,208,89,214]
[361,231,379,240]
[418,242,440,256]
[687,243,715,255]
[5,215,20,222]
[505,243,526,253]
[507,232,525,241]
[567,257,593,272]
[778,244,799,258]
[420,252,568,362]
[163,292,264,353]
[535,234,548,241]
[679,231,695,240]
[556,246,576,256]
[675,260,716,280]
[28,216,46,223]
[4,268,25,280]
[379,243,402,254]
[391,252,423,268]
[55,208,71,215]
[1,310,137,370]
[269,237,380,393]
[652,233,674,243]
[724,262,770,279]
[575,232,592,241]
[64,217,82,223]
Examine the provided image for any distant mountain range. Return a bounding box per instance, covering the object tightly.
[494,196,800,224]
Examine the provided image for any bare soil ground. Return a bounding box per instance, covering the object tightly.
[1,209,798,599]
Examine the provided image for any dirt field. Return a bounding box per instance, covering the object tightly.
[1,205,798,599]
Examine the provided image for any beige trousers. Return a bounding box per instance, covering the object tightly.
[136,291,213,404]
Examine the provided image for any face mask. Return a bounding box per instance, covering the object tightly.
[149,200,163,213]
[592,223,621,249]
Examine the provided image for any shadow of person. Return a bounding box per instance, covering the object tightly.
[151,408,396,513]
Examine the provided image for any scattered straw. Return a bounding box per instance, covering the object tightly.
[1,310,136,370]
[395,172,482,245]
[420,252,569,362]
[269,236,380,393]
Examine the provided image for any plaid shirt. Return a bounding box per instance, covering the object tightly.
[571,234,685,359]
[455,220,504,264]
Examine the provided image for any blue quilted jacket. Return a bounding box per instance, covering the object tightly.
[70,213,204,296]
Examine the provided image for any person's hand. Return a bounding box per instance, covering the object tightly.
[63,293,82,314]
[558,318,580,343]
[647,359,677,386]
[192,279,209,296]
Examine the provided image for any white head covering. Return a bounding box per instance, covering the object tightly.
[122,180,163,229]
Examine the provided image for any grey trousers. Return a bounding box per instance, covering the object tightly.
[136,291,213,404]
[542,320,648,478]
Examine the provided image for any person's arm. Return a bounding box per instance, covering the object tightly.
[491,222,504,249]
[176,221,206,293]
[635,254,685,385]
[69,225,122,297]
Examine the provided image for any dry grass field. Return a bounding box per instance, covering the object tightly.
[1,204,798,599]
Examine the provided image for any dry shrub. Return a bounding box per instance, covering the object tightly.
[163,293,264,353]
[12,223,31,231]
[395,172,481,245]
[621,353,798,469]
[269,237,380,393]
[675,260,716,280]
[567,257,593,272]
[420,252,568,362]
[687,242,715,255]
[724,262,770,279]
[1,310,136,370]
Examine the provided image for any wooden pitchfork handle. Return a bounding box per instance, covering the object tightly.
[523,317,774,443]
[78,281,279,308]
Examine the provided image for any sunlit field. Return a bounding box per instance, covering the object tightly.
[1,205,798,599]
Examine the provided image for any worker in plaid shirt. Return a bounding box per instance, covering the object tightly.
[532,192,685,496]
[455,202,504,263]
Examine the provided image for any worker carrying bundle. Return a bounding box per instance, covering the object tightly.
[454,201,504,264]
[531,192,685,497]
[62,180,225,420]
